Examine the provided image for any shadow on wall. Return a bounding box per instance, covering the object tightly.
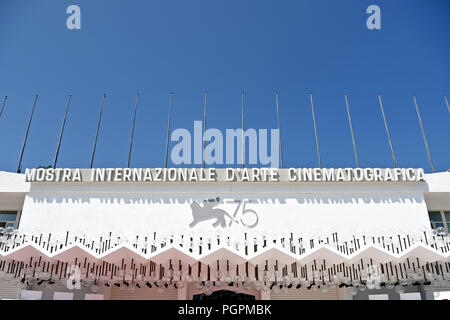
[29,193,425,206]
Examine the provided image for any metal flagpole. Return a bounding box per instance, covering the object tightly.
[164,92,174,168]
[17,94,38,173]
[377,93,397,168]
[53,94,72,168]
[275,92,283,168]
[241,91,245,168]
[202,91,207,168]
[413,95,435,173]
[0,96,7,120]
[344,93,360,168]
[127,93,140,168]
[90,94,106,169]
[309,92,322,168]
[444,94,450,114]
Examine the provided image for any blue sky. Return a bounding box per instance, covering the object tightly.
[0,0,448,172]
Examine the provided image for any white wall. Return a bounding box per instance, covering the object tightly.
[18,181,431,238]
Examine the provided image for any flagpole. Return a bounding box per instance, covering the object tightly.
[0,96,7,120]
[413,95,435,173]
[309,92,322,168]
[53,94,72,168]
[241,91,245,168]
[165,92,174,168]
[377,93,397,168]
[275,91,283,168]
[90,94,106,169]
[344,93,360,168]
[127,93,140,168]
[17,94,38,173]
[202,91,207,168]
[444,94,450,114]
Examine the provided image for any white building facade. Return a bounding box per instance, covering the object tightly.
[0,168,449,300]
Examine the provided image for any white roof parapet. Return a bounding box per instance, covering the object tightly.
[424,171,450,192]
[0,171,29,193]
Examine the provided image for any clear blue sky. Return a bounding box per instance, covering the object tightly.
[0,0,448,172]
